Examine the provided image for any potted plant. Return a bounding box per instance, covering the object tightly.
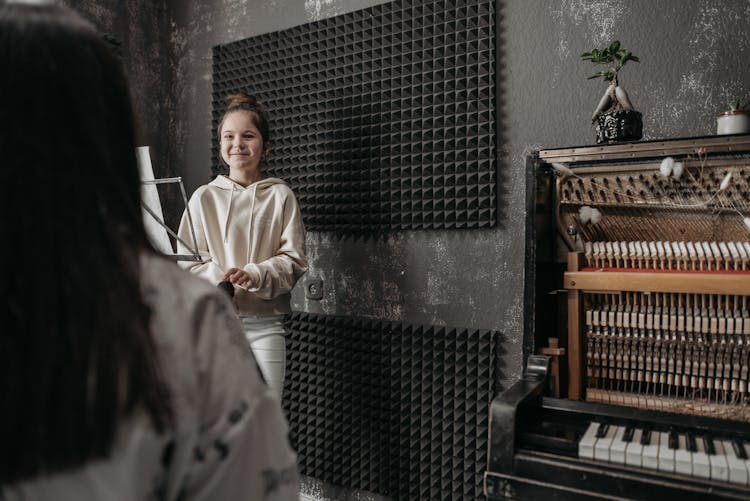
[716,100,750,135]
[581,40,642,144]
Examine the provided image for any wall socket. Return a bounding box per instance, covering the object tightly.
[305,278,324,300]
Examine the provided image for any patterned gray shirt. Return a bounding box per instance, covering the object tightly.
[2,254,299,501]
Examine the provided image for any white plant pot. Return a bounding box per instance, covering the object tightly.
[716,110,750,135]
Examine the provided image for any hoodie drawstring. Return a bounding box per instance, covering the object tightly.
[223,183,235,243]
[247,184,256,263]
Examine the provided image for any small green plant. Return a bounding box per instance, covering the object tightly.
[581,40,639,85]
[727,100,748,111]
[581,40,640,122]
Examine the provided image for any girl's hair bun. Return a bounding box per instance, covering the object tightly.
[225,92,257,109]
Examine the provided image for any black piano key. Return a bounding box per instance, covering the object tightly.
[733,440,748,459]
[596,422,609,438]
[622,426,635,443]
[686,433,697,452]
[641,429,652,446]
[668,430,679,450]
[702,436,715,455]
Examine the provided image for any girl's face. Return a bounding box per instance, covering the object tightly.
[220,110,269,174]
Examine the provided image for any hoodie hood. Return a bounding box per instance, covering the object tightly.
[208,176,288,243]
[208,175,287,191]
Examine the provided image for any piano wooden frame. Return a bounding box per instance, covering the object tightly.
[536,134,750,406]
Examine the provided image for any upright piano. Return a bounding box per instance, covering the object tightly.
[485,135,750,500]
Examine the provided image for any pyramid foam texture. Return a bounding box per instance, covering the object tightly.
[282,312,497,499]
[212,0,496,232]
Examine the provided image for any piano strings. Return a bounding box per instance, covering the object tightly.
[583,287,750,421]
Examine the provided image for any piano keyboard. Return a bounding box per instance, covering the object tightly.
[486,357,750,500]
[579,421,750,485]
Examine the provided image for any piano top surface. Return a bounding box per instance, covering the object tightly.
[538,133,750,164]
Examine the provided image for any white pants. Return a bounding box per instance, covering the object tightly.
[241,315,286,400]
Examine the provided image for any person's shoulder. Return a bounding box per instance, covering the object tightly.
[188,183,213,202]
[190,179,231,205]
[264,178,297,198]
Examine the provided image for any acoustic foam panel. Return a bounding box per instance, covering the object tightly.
[212,0,496,232]
[282,312,497,499]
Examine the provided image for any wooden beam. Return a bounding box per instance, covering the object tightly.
[567,252,584,400]
[539,134,750,163]
[564,271,750,295]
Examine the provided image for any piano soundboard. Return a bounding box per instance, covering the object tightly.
[485,135,750,500]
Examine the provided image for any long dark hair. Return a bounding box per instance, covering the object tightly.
[0,3,172,484]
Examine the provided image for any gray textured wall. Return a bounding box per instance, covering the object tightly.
[169,0,750,391]
[57,1,750,499]
[63,0,179,181]
[67,0,750,385]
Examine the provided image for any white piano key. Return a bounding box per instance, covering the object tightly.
[722,440,748,485]
[742,443,750,484]
[709,439,729,481]
[657,431,675,473]
[675,434,692,476]
[579,421,599,460]
[692,437,711,479]
[642,430,660,470]
[740,441,750,485]
[594,425,618,462]
[609,426,627,464]
[625,429,643,467]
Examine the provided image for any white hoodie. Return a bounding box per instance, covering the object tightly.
[177,175,307,316]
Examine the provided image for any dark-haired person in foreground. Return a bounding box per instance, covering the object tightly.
[0,3,298,499]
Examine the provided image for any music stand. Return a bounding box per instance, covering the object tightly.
[137,146,206,262]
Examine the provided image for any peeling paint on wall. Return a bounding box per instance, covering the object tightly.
[547,0,628,88]
[637,1,750,138]
[425,238,456,308]
[681,2,750,119]
[552,0,628,47]
[304,0,344,22]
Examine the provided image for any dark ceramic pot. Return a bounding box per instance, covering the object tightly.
[595,109,643,144]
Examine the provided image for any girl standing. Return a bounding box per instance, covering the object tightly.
[178,93,308,399]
